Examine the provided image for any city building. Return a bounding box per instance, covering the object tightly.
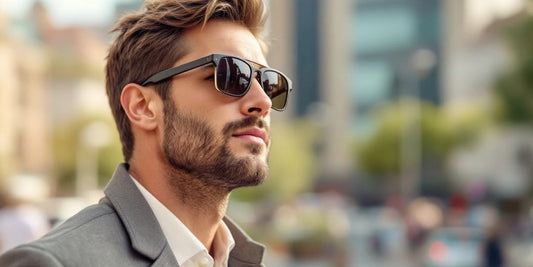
[0,10,49,182]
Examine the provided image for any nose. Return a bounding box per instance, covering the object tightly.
[240,76,272,117]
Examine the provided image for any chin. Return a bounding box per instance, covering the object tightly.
[230,141,268,156]
[224,156,269,191]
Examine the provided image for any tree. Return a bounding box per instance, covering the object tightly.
[494,10,533,125]
[354,100,487,177]
[52,114,122,195]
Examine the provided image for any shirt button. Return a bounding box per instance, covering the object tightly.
[198,257,210,267]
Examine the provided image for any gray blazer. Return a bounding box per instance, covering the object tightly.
[0,164,265,266]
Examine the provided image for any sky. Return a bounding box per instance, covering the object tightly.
[1,0,525,29]
[0,0,135,27]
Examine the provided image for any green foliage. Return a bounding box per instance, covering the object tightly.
[232,120,319,203]
[354,100,487,176]
[494,13,533,125]
[46,48,103,80]
[355,105,403,175]
[52,114,122,195]
[97,140,123,186]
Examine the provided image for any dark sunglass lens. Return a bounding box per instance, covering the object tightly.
[262,70,288,110]
[216,57,252,96]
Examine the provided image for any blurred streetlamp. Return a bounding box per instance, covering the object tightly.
[76,121,111,196]
[401,49,436,200]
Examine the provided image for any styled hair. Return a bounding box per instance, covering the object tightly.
[106,0,268,161]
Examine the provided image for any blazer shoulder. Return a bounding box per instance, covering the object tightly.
[0,244,64,267]
[0,199,132,265]
[43,199,117,240]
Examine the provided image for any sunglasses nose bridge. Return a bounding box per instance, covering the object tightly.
[246,69,262,95]
[253,70,261,84]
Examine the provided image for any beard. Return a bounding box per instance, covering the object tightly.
[162,99,269,192]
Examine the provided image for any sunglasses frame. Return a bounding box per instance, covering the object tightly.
[141,53,293,111]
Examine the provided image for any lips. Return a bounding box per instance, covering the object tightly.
[232,127,269,146]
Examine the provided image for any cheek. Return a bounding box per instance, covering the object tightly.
[169,84,248,136]
[174,81,236,110]
[201,108,240,131]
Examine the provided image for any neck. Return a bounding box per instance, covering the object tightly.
[129,160,231,251]
[167,165,232,249]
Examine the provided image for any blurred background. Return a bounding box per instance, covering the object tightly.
[1,0,533,266]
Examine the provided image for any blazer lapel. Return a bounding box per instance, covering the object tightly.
[224,217,265,266]
[151,245,177,267]
[104,163,178,266]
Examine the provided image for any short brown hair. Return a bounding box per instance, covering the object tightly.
[106,0,268,161]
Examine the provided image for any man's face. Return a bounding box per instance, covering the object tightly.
[161,20,272,190]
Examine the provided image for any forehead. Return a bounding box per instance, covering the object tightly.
[178,20,267,66]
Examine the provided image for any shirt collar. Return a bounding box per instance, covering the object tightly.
[213,220,235,267]
[131,176,235,266]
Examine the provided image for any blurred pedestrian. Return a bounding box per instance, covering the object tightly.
[0,0,292,266]
[370,232,384,257]
[0,177,50,254]
[0,201,49,254]
[482,223,505,267]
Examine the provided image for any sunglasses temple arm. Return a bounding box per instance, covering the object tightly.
[141,56,214,86]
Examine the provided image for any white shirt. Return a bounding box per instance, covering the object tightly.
[131,177,235,267]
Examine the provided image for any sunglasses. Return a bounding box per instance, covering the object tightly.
[141,54,293,111]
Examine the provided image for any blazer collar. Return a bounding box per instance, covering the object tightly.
[103,163,175,264]
[104,163,265,266]
[224,217,265,266]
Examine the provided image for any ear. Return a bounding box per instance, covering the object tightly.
[120,83,160,131]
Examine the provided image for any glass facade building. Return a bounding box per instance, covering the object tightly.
[294,0,321,117]
[353,0,442,135]
[292,0,442,136]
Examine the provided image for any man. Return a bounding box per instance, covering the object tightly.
[0,0,292,266]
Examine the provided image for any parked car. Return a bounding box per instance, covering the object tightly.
[422,227,484,267]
